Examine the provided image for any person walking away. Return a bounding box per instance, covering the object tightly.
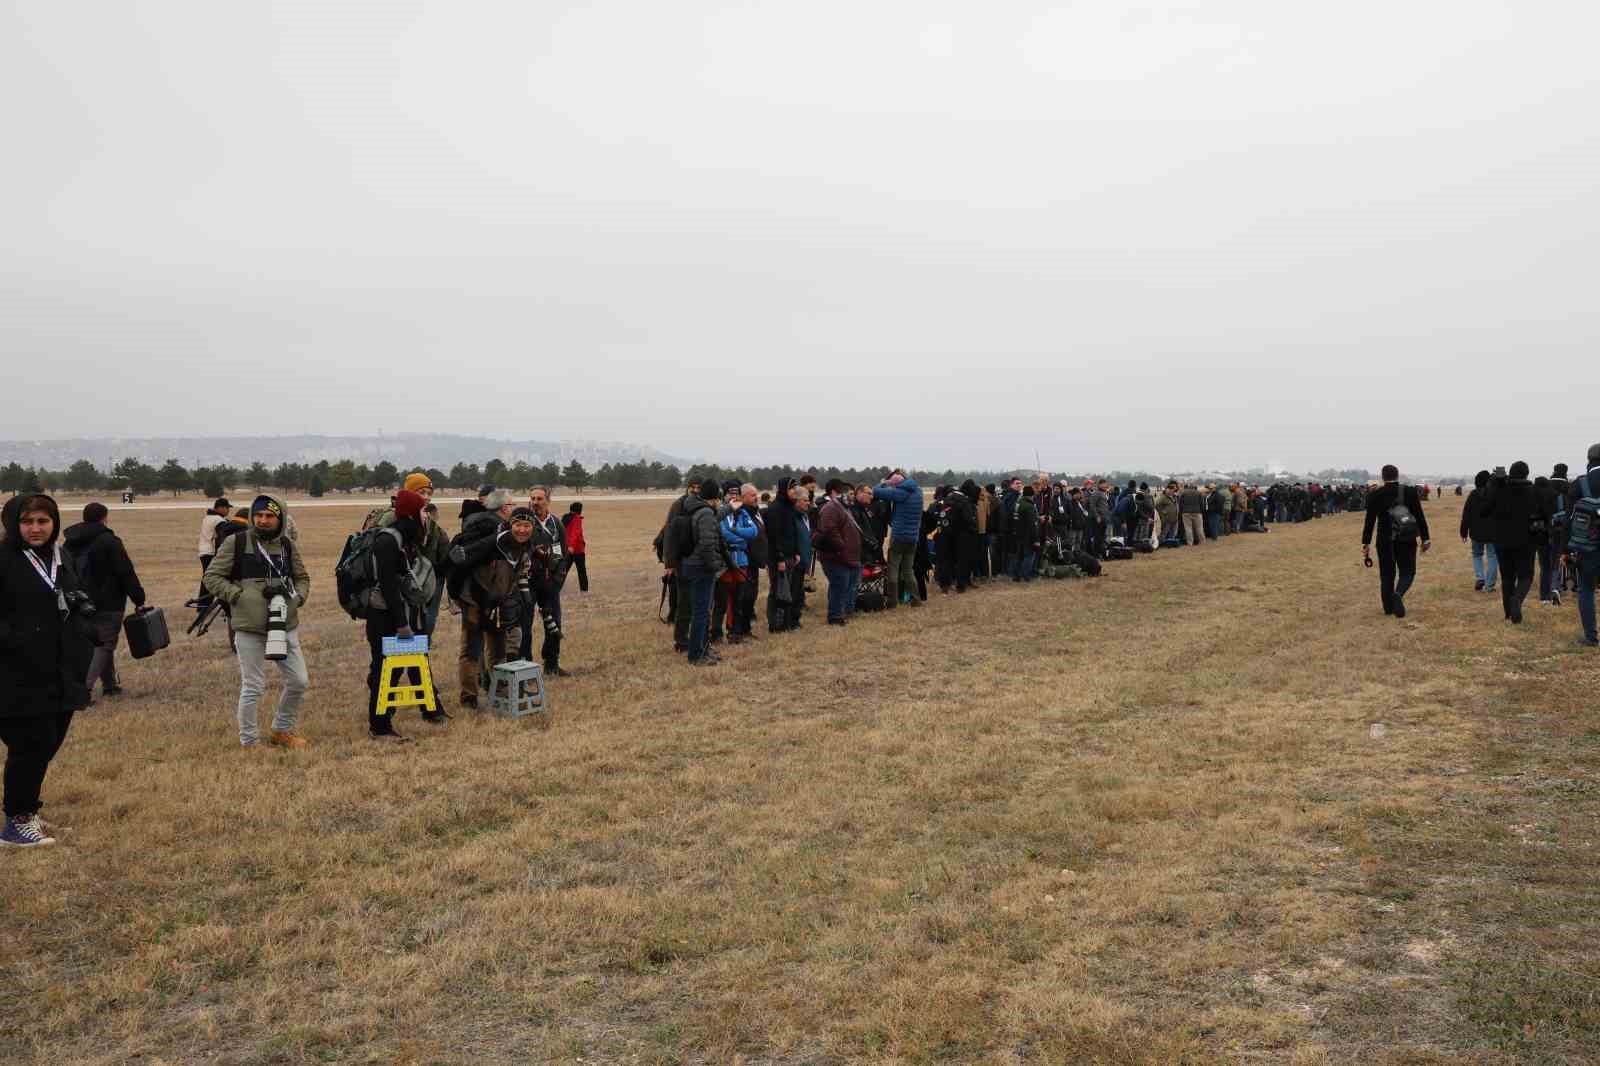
[815,479,863,624]
[0,495,95,847]
[202,496,311,748]
[63,502,147,700]
[188,497,231,616]
[363,489,437,741]
[1568,445,1600,648]
[1546,463,1572,601]
[561,502,588,592]
[680,481,726,664]
[1361,466,1431,619]
[1481,463,1538,623]
[1460,470,1498,592]
[874,471,923,609]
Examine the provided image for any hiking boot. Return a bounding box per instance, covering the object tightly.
[545,666,572,679]
[103,686,123,697]
[1474,579,1485,591]
[422,710,452,726]
[674,644,687,653]
[0,815,55,848]
[459,694,478,710]
[1393,601,1406,619]
[1579,636,1599,648]
[268,730,309,750]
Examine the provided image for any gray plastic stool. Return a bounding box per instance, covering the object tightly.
[487,659,546,719]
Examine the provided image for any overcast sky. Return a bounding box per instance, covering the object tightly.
[3,1,1596,474]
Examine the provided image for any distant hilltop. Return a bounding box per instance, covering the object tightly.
[0,434,695,472]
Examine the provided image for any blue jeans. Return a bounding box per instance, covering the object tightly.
[1577,551,1600,643]
[1471,540,1498,589]
[845,565,862,614]
[1010,549,1035,581]
[821,560,853,622]
[682,565,716,661]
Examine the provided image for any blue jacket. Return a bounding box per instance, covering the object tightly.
[720,508,759,568]
[794,510,814,568]
[872,479,923,544]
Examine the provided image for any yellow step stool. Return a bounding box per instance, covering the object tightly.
[375,636,436,718]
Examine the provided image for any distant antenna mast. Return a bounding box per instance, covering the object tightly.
[1035,449,1041,474]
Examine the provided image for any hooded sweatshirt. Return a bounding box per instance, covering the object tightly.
[1,495,95,718]
[62,520,146,615]
[202,496,311,634]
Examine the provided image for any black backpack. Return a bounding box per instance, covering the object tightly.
[1387,486,1419,541]
[334,526,403,620]
[665,511,697,563]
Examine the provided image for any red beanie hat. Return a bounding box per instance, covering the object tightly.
[394,490,426,521]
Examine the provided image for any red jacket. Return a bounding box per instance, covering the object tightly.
[563,514,585,555]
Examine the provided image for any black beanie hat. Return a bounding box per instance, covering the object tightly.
[699,481,721,501]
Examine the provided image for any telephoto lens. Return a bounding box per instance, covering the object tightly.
[264,595,289,661]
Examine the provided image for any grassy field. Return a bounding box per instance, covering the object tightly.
[5,494,1598,1065]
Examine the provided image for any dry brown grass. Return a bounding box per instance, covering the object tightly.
[5,495,1599,1065]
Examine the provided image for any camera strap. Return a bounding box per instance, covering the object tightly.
[256,540,297,599]
[24,546,69,617]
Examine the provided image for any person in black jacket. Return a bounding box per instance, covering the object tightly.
[1361,465,1431,618]
[1481,462,1539,624]
[62,502,147,700]
[658,480,702,651]
[765,478,800,633]
[1539,464,1572,605]
[1459,470,1498,593]
[365,489,441,740]
[0,494,95,847]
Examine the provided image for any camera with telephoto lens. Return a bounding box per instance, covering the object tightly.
[264,595,290,661]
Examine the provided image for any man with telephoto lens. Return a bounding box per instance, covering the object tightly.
[203,495,311,749]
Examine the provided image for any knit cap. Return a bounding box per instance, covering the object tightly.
[403,472,433,494]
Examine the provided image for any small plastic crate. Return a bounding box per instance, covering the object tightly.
[381,634,431,656]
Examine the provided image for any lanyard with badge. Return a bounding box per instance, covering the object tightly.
[257,538,297,599]
[25,546,70,617]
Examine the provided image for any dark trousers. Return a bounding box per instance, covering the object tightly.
[1496,544,1535,621]
[1537,542,1556,601]
[673,573,692,648]
[767,566,804,631]
[684,568,715,661]
[196,556,215,607]
[710,579,732,640]
[517,583,562,668]
[567,553,589,592]
[1,711,72,819]
[733,565,759,635]
[1376,539,1418,614]
[366,615,416,733]
[87,610,124,693]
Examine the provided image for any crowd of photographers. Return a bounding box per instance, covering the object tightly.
[3,449,1596,847]
[652,473,1372,665]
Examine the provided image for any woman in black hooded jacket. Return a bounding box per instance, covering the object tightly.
[0,494,95,847]
[765,478,800,633]
[1481,462,1539,623]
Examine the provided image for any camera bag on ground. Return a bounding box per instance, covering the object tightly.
[856,563,888,610]
[124,606,170,659]
[1105,544,1135,561]
[1070,549,1103,576]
